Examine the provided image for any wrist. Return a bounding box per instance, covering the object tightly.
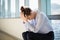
[23,20,28,24]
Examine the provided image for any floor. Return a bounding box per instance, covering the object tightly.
[0,31,21,40]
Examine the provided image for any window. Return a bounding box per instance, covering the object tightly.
[0,0,24,18]
[19,0,24,11]
[51,0,60,40]
[51,0,60,15]
[29,0,38,10]
[51,20,60,40]
[11,0,16,17]
[0,0,39,18]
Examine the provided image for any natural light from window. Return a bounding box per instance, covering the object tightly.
[51,0,60,15]
[29,0,38,10]
[11,0,15,13]
[51,0,60,40]
[19,0,24,10]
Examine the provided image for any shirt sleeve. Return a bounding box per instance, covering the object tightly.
[24,12,45,33]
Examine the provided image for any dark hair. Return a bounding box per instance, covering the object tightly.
[21,6,31,17]
[21,6,24,12]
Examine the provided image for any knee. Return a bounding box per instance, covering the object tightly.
[22,31,29,36]
[22,32,26,36]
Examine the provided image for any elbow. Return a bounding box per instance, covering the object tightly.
[33,28,39,33]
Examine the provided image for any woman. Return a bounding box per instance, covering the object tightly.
[20,6,54,40]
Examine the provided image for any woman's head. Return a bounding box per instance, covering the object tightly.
[21,6,31,17]
[21,6,24,12]
[20,6,36,20]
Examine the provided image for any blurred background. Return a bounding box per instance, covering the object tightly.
[0,0,60,40]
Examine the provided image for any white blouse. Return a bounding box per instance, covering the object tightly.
[23,11,53,34]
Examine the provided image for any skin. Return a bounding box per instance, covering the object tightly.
[20,11,37,22]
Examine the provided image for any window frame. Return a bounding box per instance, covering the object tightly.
[40,0,60,20]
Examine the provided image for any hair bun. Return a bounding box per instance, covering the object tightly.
[21,6,24,12]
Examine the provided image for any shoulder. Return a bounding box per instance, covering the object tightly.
[33,10,47,18]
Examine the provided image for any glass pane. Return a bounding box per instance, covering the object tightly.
[19,0,24,12]
[0,0,24,18]
[29,0,38,10]
[51,20,60,40]
[11,0,16,17]
[51,0,60,15]
[5,0,8,11]
[11,0,15,13]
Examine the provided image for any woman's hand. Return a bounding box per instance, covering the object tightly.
[20,13,28,22]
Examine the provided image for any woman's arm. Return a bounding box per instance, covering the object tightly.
[20,12,28,22]
[24,13,44,33]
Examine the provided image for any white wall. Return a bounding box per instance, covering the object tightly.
[0,18,26,40]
